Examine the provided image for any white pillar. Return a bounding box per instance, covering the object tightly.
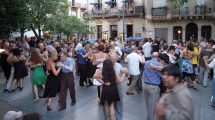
[168,27,173,43]
[198,24,201,41]
[182,26,186,42]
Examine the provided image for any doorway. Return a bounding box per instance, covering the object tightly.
[126,25,133,38]
[173,26,182,41]
[97,25,102,39]
[110,25,118,39]
[186,23,198,41]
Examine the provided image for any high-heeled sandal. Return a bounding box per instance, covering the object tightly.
[33,98,40,103]
[47,104,52,112]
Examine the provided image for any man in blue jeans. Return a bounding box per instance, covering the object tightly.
[109,52,127,120]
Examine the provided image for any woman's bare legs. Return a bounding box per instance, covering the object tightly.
[104,103,110,120]
[47,97,52,111]
[33,85,39,101]
[104,102,116,120]
[12,79,17,90]
[109,103,116,120]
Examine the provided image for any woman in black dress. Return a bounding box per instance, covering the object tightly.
[7,48,28,92]
[43,50,61,111]
[94,59,124,120]
[0,42,12,92]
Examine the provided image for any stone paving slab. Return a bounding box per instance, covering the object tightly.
[0,73,214,120]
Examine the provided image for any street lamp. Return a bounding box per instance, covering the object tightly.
[122,0,125,42]
[178,30,181,41]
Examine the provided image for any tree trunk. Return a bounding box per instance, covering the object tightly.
[30,26,39,39]
[38,25,41,40]
[20,28,25,41]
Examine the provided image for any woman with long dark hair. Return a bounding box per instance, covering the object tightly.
[94,59,124,120]
[0,42,12,92]
[7,48,28,92]
[181,42,197,90]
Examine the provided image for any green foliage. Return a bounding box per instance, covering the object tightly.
[0,0,29,38]
[0,0,69,39]
[45,15,88,36]
[28,0,69,39]
[168,0,188,8]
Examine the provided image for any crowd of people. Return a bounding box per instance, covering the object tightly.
[0,36,215,120]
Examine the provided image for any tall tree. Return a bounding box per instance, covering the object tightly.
[28,0,68,39]
[0,0,26,38]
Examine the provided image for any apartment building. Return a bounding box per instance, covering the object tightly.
[68,0,88,19]
[145,0,215,42]
[84,0,215,42]
[84,0,145,41]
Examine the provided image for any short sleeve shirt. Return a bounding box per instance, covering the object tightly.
[62,57,73,73]
[78,48,87,64]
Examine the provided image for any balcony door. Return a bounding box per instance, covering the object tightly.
[186,23,198,41]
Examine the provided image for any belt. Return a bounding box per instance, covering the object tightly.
[144,82,159,86]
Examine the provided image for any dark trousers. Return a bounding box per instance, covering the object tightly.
[79,64,87,85]
[60,72,76,108]
[145,57,152,61]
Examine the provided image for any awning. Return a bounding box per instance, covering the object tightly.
[105,1,116,5]
[125,37,144,42]
[85,38,97,43]
[90,2,102,6]
[122,0,133,3]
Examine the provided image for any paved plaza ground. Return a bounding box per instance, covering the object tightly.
[0,72,214,120]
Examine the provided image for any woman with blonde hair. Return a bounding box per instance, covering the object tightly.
[43,50,61,111]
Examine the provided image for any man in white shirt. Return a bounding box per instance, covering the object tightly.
[22,39,30,57]
[75,42,83,54]
[74,40,83,75]
[110,41,122,62]
[142,39,152,61]
[125,46,144,95]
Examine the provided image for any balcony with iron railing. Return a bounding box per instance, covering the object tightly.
[172,5,213,16]
[172,7,189,16]
[151,7,167,16]
[83,6,144,19]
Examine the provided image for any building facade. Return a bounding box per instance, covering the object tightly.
[68,0,88,19]
[84,0,215,42]
[84,0,145,41]
[145,0,215,43]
